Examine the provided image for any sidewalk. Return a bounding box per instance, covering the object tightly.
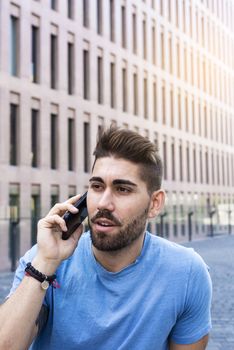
[184,234,234,350]
[0,271,14,302]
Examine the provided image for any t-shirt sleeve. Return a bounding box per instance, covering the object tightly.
[170,252,212,344]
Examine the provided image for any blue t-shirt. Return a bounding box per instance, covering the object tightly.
[10,232,212,350]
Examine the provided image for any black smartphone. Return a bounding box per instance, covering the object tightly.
[62,192,88,240]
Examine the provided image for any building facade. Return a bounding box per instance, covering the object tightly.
[0,0,234,270]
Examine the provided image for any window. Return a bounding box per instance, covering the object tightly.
[51,114,58,169]
[31,25,39,83]
[110,61,115,108]
[31,109,39,167]
[191,51,194,85]
[10,15,19,76]
[121,5,126,48]
[176,0,179,27]
[210,151,215,185]
[161,30,164,69]
[177,41,180,77]
[162,85,166,124]
[51,0,57,10]
[133,71,138,115]
[187,144,190,182]
[184,47,187,81]
[97,54,103,104]
[171,142,175,181]
[51,185,59,207]
[83,0,89,27]
[178,91,181,129]
[193,147,197,183]
[122,66,127,112]
[132,11,137,54]
[200,149,203,183]
[31,186,41,245]
[204,105,207,137]
[10,104,18,166]
[160,0,164,15]
[84,122,90,172]
[170,89,174,126]
[143,17,147,59]
[68,41,74,94]
[9,187,20,267]
[179,143,183,181]
[169,36,172,73]
[143,76,148,119]
[205,150,209,184]
[163,139,167,180]
[185,95,189,131]
[50,33,58,89]
[153,81,157,121]
[68,118,75,171]
[182,0,186,33]
[67,0,74,19]
[97,0,102,35]
[110,0,115,41]
[83,49,90,99]
[152,24,156,64]
[217,152,220,185]
[192,99,195,133]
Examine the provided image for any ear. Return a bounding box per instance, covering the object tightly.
[147,190,165,219]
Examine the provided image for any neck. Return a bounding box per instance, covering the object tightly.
[92,233,146,273]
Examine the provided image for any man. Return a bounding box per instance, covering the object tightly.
[0,127,212,350]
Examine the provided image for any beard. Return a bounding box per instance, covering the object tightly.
[88,205,149,252]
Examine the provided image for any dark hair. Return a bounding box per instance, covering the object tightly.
[92,127,163,194]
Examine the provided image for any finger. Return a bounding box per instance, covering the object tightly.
[65,194,82,205]
[42,214,67,232]
[48,200,80,216]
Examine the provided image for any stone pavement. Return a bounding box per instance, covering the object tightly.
[0,270,14,302]
[0,235,233,349]
[184,234,234,350]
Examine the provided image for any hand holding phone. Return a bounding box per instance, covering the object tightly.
[62,192,88,240]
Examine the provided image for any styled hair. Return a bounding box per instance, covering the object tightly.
[92,126,163,193]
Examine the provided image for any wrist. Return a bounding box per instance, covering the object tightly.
[32,255,60,276]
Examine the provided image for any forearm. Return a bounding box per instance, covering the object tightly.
[0,255,60,350]
[0,196,83,350]
[0,276,46,350]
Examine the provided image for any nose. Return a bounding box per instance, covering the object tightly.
[97,189,115,212]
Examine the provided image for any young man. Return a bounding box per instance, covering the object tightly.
[0,127,212,350]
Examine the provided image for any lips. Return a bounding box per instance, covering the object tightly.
[95,218,116,227]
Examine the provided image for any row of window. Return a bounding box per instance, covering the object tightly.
[8,184,234,245]
[161,137,234,187]
[9,1,234,92]
[9,17,234,145]
[46,0,234,41]
[10,103,91,173]
[9,100,234,188]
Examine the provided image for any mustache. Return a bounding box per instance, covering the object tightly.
[90,209,122,226]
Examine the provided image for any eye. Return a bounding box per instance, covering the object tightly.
[90,183,104,191]
[116,186,132,194]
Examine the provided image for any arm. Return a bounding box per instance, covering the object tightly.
[169,334,209,350]
[0,195,84,350]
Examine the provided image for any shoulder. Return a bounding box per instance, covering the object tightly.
[147,233,210,281]
[148,233,204,264]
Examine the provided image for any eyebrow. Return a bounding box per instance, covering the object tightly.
[89,177,137,187]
